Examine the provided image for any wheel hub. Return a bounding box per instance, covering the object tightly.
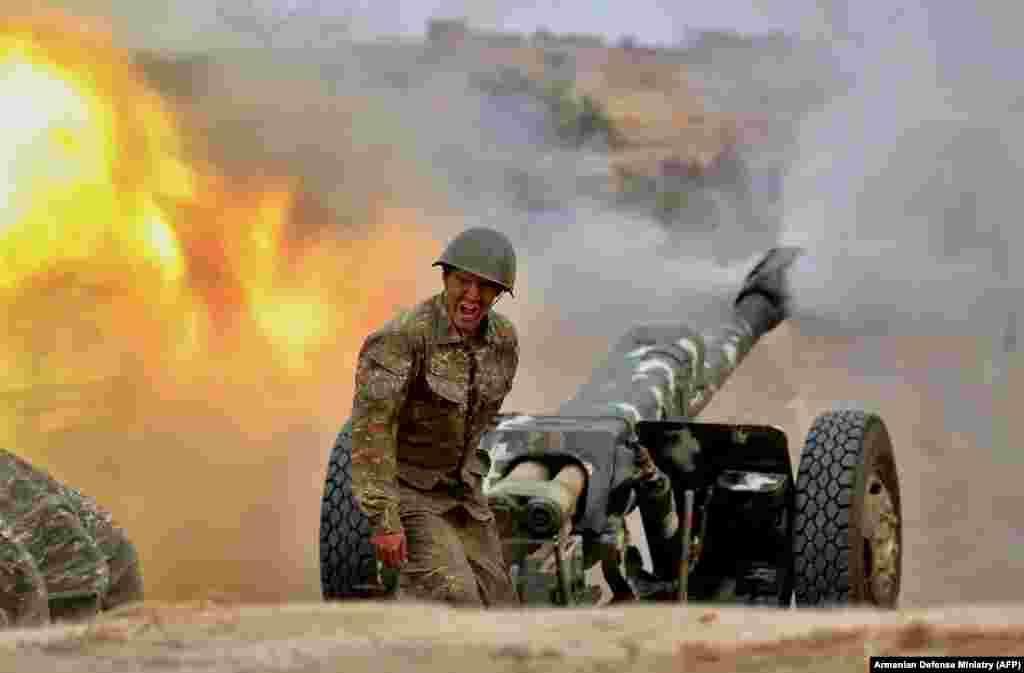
[862,471,900,604]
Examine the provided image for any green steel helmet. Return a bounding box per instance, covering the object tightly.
[433,227,517,295]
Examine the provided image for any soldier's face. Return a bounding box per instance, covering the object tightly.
[443,269,502,335]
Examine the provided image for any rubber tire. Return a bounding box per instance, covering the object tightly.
[319,426,378,600]
[793,409,902,608]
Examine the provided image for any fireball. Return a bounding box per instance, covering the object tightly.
[0,25,191,291]
[0,7,451,601]
[1,15,203,438]
[0,12,437,417]
[1,10,445,600]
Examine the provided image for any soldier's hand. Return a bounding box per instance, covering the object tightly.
[370,532,407,568]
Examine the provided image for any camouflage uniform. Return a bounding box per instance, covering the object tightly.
[0,522,47,628]
[0,450,143,626]
[349,293,519,606]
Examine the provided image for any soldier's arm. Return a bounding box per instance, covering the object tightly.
[481,314,518,431]
[500,319,519,406]
[508,322,520,382]
[349,330,416,537]
[492,312,519,383]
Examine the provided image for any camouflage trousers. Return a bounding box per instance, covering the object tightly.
[395,486,518,608]
[0,450,144,628]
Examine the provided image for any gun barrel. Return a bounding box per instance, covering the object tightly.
[489,461,589,538]
[555,292,781,425]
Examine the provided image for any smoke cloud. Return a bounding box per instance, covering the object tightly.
[771,2,1021,458]
[782,3,1022,343]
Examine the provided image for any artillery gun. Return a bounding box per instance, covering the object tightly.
[320,248,902,608]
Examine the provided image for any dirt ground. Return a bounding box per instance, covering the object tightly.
[4,601,1024,673]
[3,321,1021,672]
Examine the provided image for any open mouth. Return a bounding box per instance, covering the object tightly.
[458,302,480,322]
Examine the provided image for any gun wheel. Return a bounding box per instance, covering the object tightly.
[319,426,379,600]
[793,409,902,608]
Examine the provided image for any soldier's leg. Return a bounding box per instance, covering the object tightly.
[457,513,519,607]
[397,509,483,607]
[0,525,49,628]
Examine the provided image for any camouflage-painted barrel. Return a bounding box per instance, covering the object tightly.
[555,249,800,425]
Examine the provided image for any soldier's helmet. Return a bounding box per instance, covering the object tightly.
[433,227,517,296]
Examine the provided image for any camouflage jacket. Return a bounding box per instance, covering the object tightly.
[349,293,518,536]
[0,450,133,627]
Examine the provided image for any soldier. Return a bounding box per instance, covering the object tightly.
[348,227,520,607]
[0,450,144,626]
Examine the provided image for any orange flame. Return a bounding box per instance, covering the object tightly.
[1,13,440,430]
[0,11,447,601]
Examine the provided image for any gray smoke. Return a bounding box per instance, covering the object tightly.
[773,2,1022,458]
[340,30,839,340]
[780,3,1023,346]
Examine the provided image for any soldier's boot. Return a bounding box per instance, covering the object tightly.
[735,246,805,338]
